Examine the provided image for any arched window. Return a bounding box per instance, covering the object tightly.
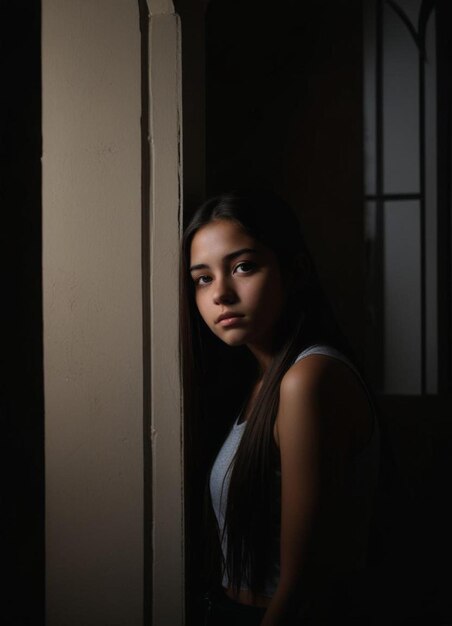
[363,0,451,395]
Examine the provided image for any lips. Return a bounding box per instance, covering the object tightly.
[215,312,244,325]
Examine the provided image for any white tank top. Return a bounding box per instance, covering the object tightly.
[209,344,380,596]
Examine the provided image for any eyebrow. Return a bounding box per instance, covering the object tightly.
[189,248,259,272]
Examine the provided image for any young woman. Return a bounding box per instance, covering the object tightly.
[180,190,379,625]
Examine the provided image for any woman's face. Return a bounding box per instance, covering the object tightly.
[189,219,286,353]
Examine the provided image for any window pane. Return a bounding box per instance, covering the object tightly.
[384,200,421,393]
[383,0,420,194]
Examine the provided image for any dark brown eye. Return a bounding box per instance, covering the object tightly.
[234,261,256,274]
[194,275,212,286]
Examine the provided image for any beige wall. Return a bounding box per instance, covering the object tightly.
[43,1,143,624]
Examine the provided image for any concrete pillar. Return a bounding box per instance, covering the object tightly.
[43,1,143,623]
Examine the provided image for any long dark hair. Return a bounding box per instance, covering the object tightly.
[180,190,358,595]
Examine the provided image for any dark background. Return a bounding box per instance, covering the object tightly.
[185,1,452,624]
[1,1,44,625]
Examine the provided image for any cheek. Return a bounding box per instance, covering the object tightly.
[255,274,286,322]
[253,273,284,306]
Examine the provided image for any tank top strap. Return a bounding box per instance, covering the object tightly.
[294,343,356,371]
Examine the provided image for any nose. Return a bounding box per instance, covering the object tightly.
[213,275,238,305]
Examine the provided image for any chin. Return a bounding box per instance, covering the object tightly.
[221,338,247,348]
[216,331,248,347]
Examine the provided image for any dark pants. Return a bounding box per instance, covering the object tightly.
[202,588,267,626]
[201,584,377,625]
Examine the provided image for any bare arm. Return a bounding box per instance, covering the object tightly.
[260,355,366,625]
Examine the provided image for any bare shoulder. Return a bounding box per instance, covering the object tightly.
[275,354,372,449]
[280,353,341,395]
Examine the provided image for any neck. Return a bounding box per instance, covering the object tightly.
[246,343,275,375]
[246,316,288,373]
